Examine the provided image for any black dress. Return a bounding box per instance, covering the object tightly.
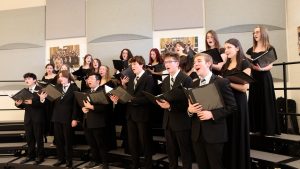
[222,59,251,169]
[41,75,58,137]
[99,80,117,150]
[247,47,281,135]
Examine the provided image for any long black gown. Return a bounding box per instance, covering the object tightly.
[222,59,251,169]
[247,47,281,135]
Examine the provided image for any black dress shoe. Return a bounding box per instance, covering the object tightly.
[66,160,73,168]
[33,158,44,165]
[53,160,66,167]
[20,157,34,164]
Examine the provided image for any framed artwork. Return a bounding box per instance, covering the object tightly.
[50,45,80,69]
[159,36,198,55]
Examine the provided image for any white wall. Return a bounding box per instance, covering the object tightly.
[286,0,300,113]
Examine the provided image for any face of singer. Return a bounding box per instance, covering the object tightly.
[87,75,99,89]
[164,57,179,75]
[150,51,157,62]
[59,74,68,86]
[60,64,68,71]
[93,59,99,69]
[253,27,261,42]
[175,43,184,54]
[122,50,129,60]
[224,43,239,60]
[85,55,92,65]
[99,66,107,77]
[194,55,210,77]
[24,77,36,87]
[46,65,54,75]
[131,62,143,75]
[206,33,216,48]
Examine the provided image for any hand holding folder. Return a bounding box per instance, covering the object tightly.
[105,85,134,103]
[183,83,224,111]
[10,88,34,101]
[41,84,63,101]
[74,91,109,107]
[225,71,255,84]
[248,48,277,68]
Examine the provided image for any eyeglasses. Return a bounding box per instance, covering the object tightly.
[164,60,178,64]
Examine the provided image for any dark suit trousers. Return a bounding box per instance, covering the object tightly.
[24,122,44,158]
[193,136,224,169]
[54,122,72,161]
[84,126,107,164]
[165,128,192,169]
[127,119,152,169]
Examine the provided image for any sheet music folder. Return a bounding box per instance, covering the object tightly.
[74,91,109,107]
[108,86,134,103]
[202,48,223,64]
[250,48,277,68]
[142,86,181,104]
[225,71,255,84]
[42,84,62,101]
[113,60,126,71]
[11,88,34,101]
[183,83,224,111]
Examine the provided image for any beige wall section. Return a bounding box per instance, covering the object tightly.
[46,0,86,39]
[0,96,24,121]
[286,0,300,113]
[0,0,45,11]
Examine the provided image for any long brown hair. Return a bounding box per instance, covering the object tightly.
[100,65,111,82]
[205,30,220,50]
[253,25,271,50]
[58,70,75,83]
[221,38,246,71]
[83,54,93,68]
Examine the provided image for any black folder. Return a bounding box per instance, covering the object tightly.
[142,85,182,104]
[37,81,48,87]
[225,71,255,84]
[74,91,110,107]
[113,72,125,80]
[249,48,277,68]
[113,60,126,71]
[145,65,155,70]
[11,88,34,101]
[142,91,164,104]
[42,84,63,101]
[202,48,223,64]
[107,86,134,103]
[183,83,224,111]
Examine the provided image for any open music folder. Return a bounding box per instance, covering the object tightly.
[10,88,34,101]
[202,48,223,64]
[113,60,127,71]
[183,83,224,111]
[74,90,110,107]
[42,84,63,101]
[105,85,134,103]
[225,71,255,84]
[249,48,277,68]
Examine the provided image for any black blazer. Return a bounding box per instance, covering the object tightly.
[52,83,79,123]
[161,71,192,131]
[190,74,237,143]
[125,71,154,122]
[83,83,114,129]
[16,85,46,124]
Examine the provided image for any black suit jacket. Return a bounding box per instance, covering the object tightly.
[83,85,113,129]
[52,83,79,123]
[191,74,237,143]
[125,71,154,122]
[161,71,192,131]
[16,85,46,124]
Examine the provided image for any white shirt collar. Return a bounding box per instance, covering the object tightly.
[199,71,213,83]
[170,69,180,80]
[136,70,145,79]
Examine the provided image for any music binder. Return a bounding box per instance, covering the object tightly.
[225,71,255,84]
[249,48,277,68]
[183,83,224,111]
[107,86,134,103]
[113,60,126,71]
[202,48,223,64]
[10,88,34,101]
[42,84,63,101]
[142,91,164,104]
[142,85,182,104]
[74,91,110,107]
[37,81,48,87]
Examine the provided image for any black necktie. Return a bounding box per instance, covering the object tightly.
[134,76,139,89]
[200,79,206,86]
[170,77,175,89]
